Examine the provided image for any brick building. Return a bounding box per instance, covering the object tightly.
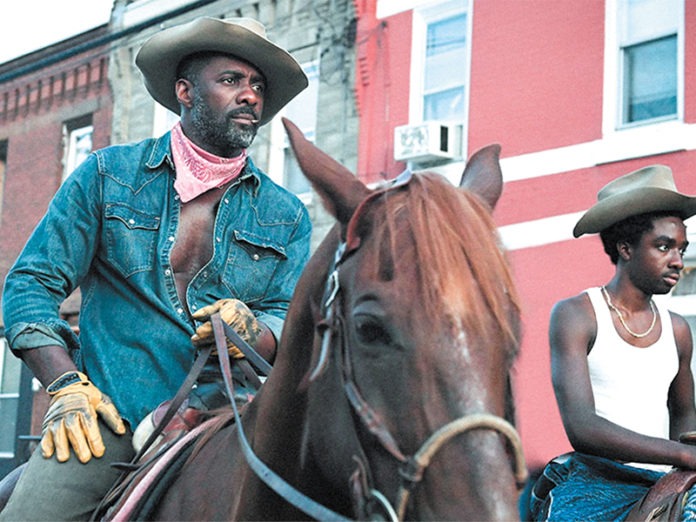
[0,0,358,476]
[0,22,113,475]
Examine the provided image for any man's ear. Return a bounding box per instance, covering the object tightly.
[617,241,632,261]
[175,79,194,109]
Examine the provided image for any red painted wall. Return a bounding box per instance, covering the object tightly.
[686,3,696,124]
[355,0,696,473]
[507,150,696,469]
[354,1,412,182]
[468,0,605,156]
[0,49,112,305]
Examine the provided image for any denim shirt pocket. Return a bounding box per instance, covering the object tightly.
[104,203,161,278]
[223,229,288,302]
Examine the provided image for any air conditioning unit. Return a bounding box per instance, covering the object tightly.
[394,122,463,162]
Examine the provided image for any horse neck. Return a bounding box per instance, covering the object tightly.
[235,230,342,512]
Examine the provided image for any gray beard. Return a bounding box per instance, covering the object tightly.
[189,94,257,156]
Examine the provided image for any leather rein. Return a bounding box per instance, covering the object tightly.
[211,236,528,521]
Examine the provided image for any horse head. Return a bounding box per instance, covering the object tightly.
[282,118,527,520]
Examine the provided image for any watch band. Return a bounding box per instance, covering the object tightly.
[46,371,86,394]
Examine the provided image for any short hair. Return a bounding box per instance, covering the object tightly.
[599,210,684,264]
[176,51,225,84]
[176,52,260,85]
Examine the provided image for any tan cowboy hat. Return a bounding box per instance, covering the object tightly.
[573,165,696,237]
[135,17,308,126]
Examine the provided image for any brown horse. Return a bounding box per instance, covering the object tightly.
[148,119,527,520]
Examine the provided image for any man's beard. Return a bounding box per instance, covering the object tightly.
[189,92,258,156]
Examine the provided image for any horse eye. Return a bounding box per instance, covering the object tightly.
[354,316,392,345]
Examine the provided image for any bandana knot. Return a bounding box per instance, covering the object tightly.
[171,122,247,202]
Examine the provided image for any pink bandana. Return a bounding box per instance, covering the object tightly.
[170,122,247,203]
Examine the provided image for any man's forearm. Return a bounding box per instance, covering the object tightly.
[19,345,78,388]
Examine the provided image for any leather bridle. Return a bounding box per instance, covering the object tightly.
[213,233,528,521]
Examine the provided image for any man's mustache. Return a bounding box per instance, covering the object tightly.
[228,108,260,124]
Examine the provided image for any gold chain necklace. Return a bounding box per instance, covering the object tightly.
[601,286,657,338]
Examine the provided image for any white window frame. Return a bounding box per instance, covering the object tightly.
[62,120,93,181]
[267,60,320,203]
[152,104,180,137]
[602,0,684,146]
[0,336,19,458]
[409,0,471,126]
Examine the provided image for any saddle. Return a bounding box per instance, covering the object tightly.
[93,414,222,521]
[626,469,696,522]
[93,324,266,521]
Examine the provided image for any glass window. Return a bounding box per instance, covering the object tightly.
[282,62,319,195]
[62,115,93,181]
[617,0,680,126]
[423,13,466,121]
[0,140,6,219]
[152,104,180,137]
[0,337,20,457]
[622,36,677,124]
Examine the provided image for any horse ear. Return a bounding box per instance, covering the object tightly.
[458,144,503,210]
[282,118,370,224]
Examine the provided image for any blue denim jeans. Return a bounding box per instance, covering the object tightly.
[529,452,664,521]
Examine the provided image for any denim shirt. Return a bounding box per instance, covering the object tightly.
[2,131,311,427]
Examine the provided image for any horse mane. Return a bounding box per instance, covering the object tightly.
[186,173,521,461]
[365,172,521,358]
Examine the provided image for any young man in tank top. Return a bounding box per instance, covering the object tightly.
[530,165,696,520]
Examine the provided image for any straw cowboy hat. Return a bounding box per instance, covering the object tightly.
[135,17,308,126]
[573,165,696,237]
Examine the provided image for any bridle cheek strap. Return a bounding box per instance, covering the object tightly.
[323,249,528,521]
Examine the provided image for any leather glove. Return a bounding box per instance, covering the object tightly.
[191,299,260,359]
[41,371,126,463]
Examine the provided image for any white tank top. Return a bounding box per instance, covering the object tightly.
[586,287,679,471]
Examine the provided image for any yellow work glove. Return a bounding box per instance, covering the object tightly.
[191,299,260,359]
[41,371,126,464]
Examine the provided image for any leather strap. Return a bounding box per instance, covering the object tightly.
[222,322,272,376]
[127,343,213,466]
[211,314,352,522]
[90,344,213,521]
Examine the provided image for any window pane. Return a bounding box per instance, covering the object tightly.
[64,126,93,180]
[0,397,18,454]
[1,345,21,394]
[63,114,93,181]
[424,13,467,121]
[0,140,6,219]
[426,13,466,58]
[282,62,318,195]
[424,86,465,121]
[620,0,679,42]
[283,149,310,194]
[623,35,677,124]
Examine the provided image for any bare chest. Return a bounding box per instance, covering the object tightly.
[170,189,227,306]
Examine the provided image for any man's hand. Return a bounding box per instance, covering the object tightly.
[41,371,126,463]
[191,299,260,358]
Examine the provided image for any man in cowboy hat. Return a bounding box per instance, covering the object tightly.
[529,166,696,520]
[0,17,311,520]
